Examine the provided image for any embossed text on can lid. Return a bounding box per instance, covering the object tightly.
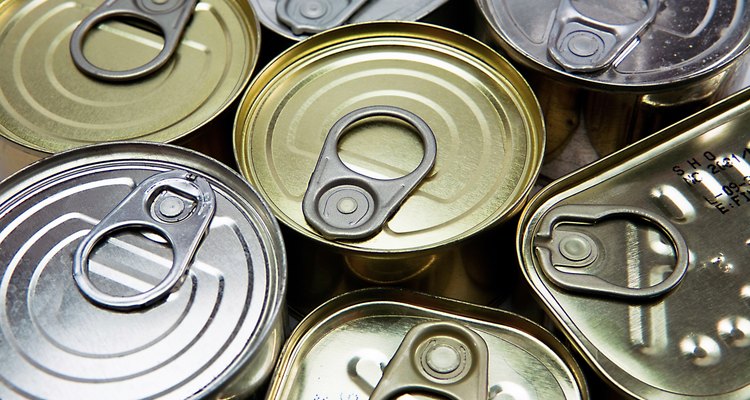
[477,0,750,88]
[266,289,587,399]
[0,0,259,154]
[0,142,286,399]
[234,21,544,253]
[519,88,750,398]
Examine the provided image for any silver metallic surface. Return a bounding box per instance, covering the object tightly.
[302,105,437,240]
[519,88,750,398]
[250,0,450,40]
[276,0,367,34]
[73,170,216,310]
[534,204,689,299]
[70,0,198,81]
[370,321,490,400]
[0,142,286,399]
[547,0,658,72]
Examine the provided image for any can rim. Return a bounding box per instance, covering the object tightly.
[233,20,545,254]
[475,0,750,92]
[0,141,288,397]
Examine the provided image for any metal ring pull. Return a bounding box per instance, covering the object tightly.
[73,170,215,310]
[70,0,198,81]
[302,105,438,240]
[276,0,368,35]
[370,321,489,400]
[534,204,689,299]
[548,0,659,72]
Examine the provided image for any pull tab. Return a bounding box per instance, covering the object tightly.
[276,0,368,35]
[73,170,215,310]
[370,321,489,400]
[302,105,437,240]
[534,204,689,299]
[70,0,197,81]
[547,0,659,72]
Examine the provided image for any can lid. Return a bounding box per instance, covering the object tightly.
[234,22,545,253]
[267,289,587,399]
[0,142,286,399]
[250,0,450,40]
[0,0,259,154]
[478,0,750,88]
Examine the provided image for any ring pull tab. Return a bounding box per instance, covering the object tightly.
[370,321,489,400]
[302,105,437,240]
[276,0,368,35]
[533,204,689,299]
[547,0,659,72]
[70,0,198,81]
[73,170,215,311]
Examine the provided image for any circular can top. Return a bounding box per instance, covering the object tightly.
[0,0,259,154]
[234,21,544,253]
[250,0,449,40]
[0,143,286,399]
[477,0,750,88]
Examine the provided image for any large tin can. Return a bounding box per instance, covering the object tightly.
[0,142,286,399]
[0,0,260,179]
[476,0,750,156]
[234,21,545,314]
[519,87,750,399]
[267,289,588,399]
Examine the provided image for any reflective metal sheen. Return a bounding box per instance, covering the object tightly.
[0,142,286,399]
[266,290,587,399]
[0,0,259,179]
[250,0,450,41]
[519,88,750,399]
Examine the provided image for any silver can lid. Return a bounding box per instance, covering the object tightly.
[0,142,286,399]
[251,0,450,40]
[478,0,750,88]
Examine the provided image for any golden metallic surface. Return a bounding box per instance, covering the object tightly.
[267,289,587,399]
[0,0,259,177]
[519,88,750,399]
[234,21,544,253]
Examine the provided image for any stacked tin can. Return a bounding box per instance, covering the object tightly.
[1,0,749,398]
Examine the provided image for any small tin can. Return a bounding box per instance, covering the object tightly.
[267,289,588,399]
[519,87,750,399]
[234,21,544,313]
[476,0,750,156]
[0,142,286,399]
[0,0,260,179]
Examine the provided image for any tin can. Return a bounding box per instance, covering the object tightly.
[0,0,260,179]
[267,289,588,399]
[519,87,750,399]
[234,21,545,314]
[0,142,286,399]
[476,0,750,156]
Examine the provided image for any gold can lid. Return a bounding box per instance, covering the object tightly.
[235,21,544,253]
[0,0,259,153]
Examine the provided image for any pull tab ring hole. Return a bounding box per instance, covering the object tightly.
[337,115,426,180]
[80,16,166,74]
[87,227,175,301]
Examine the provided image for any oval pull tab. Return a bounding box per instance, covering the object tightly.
[547,0,659,72]
[533,204,689,299]
[370,321,489,400]
[276,0,368,35]
[302,105,437,240]
[73,170,215,310]
[70,0,198,81]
